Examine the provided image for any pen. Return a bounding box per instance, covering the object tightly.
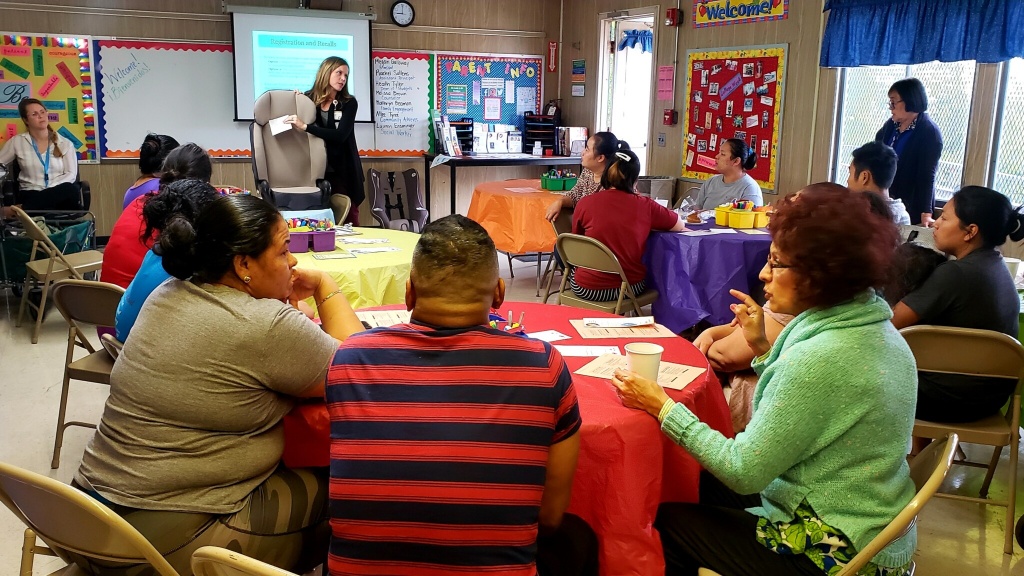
[518,312,525,328]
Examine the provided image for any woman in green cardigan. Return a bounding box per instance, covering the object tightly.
[613,183,917,576]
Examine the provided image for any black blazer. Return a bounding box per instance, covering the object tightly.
[304,94,365,205]
[875,112,943,225]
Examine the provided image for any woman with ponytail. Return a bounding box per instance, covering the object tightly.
[74,194,363,575]
[122,133,179,208]
[893,185,1024,421]
[545,131,629,221]
[693,138,763,210]
[569,148,687,301]
[0,98,80,216]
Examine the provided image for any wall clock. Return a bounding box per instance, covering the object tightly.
[390,1,415,27]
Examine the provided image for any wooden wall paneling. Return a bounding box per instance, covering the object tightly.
[559,0,828,199]
[810,67,840,187]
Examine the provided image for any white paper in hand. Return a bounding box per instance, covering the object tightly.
[269,115,293,136]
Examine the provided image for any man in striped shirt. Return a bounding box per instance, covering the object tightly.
[326,215,588,576]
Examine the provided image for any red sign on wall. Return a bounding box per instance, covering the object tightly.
[547,41,558,73]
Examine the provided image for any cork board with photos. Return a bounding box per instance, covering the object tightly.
[680,44,787,190]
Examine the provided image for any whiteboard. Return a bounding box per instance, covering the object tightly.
[95,40,250,157]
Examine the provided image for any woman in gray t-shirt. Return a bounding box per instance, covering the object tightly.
[73,195,364,575]
[693,138,764,210]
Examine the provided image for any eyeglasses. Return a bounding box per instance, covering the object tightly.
[887,99,903,110]
[766,257,792,273]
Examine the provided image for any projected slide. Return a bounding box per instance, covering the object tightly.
[252,31,355,99]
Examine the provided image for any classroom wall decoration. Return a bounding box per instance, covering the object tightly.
[95,40,250,158]
[681,44,787,191]
[435,53,542,131]
[692,0,789,28]
[368,50,434,157]
[0,33,97,162]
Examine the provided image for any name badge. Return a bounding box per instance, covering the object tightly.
[334,111,343,121]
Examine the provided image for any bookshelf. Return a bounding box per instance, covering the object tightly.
[524,112,561,155]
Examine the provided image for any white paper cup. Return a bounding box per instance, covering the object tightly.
[1005,257,1021,280]
[625,342,664,383]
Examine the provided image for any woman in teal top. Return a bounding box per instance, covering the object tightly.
[614,183,918,576]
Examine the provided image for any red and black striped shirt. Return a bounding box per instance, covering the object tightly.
[326,321,581,576]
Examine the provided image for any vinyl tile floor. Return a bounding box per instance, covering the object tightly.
[2,256,1024,574]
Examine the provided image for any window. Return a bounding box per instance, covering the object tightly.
[832,61,977,204]
[993,58,1024,205]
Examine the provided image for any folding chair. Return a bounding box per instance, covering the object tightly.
[49,279,124,469]
[192,547,299,576]
[12,206,103,344]
[901,325,1024,554]
[700,434,959,576]
[554,233,658,316]
[539,207,573,302]
[0,460,180,576]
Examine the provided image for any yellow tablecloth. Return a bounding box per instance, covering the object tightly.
[467,179,563,254]
[293,228,419,309]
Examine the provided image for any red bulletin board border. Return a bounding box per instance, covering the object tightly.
[680,45,787,191]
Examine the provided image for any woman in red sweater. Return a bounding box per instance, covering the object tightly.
[569,148,687,301]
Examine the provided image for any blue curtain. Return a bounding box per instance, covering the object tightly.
[618,30,653,53]
[821,0,1024,67]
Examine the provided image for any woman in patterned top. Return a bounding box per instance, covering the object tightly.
[544,131,629,221]
[613,184,917,576]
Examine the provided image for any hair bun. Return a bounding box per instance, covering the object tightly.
[155,214,199,280]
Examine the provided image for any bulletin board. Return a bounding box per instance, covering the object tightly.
[681,44,787,190]
[94,40,250,158]
[367,50,434,157]
[0,33,97,162]
[435,53,542,132]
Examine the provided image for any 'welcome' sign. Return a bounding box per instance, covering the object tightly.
[693,0,788,28]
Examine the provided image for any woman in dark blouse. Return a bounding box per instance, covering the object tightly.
[875,78,943,226]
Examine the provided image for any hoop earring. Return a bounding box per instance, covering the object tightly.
[243,275,251,284]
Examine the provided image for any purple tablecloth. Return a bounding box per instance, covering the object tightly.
[644,225,772,332]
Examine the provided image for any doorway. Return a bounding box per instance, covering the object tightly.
[597,9,656,175]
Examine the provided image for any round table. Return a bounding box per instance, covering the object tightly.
[281,302,732,576]
[645,222,772,332]
[292,228,419,309]
[466,179,564,254]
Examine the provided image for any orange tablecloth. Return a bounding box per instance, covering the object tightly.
[283,302,732,576]
[466,179,563,254]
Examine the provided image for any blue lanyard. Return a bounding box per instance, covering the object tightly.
[32,140,51,188]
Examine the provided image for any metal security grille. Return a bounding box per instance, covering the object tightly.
[993,59,1024,205]
[833,61,976,204]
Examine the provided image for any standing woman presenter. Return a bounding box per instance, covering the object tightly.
[285,56,365,225]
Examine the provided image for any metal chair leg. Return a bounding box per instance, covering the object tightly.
[51,372,73,469]
[31,278,52,344]
[20,529,35,576]
[16,275,32,328]
[979,445,1003,498]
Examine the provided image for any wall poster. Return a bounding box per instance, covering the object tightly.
[681,44,786,191]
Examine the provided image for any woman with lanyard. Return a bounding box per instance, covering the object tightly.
[284,56,365,225]
[875,78,943,226]
[0,98,81,218]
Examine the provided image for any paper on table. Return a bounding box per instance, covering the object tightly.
[737,229,770,235]
[569,319,677,339]
[505,187,540,193]
[681,228,738,236]
[555,345,621,357]
[583,316,655,328]
[356,309,411,328]
[269,115,292,136]
[339,238,390,244]
[349,247,401,254]
[527,329,572,342]
[575,354,707,390]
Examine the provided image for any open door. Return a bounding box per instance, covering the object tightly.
[597,10,656,175]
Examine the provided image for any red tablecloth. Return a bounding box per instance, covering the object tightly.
[466,179,562,254]
[283,302,733,576]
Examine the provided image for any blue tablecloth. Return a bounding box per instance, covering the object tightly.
[644,225,772,332]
